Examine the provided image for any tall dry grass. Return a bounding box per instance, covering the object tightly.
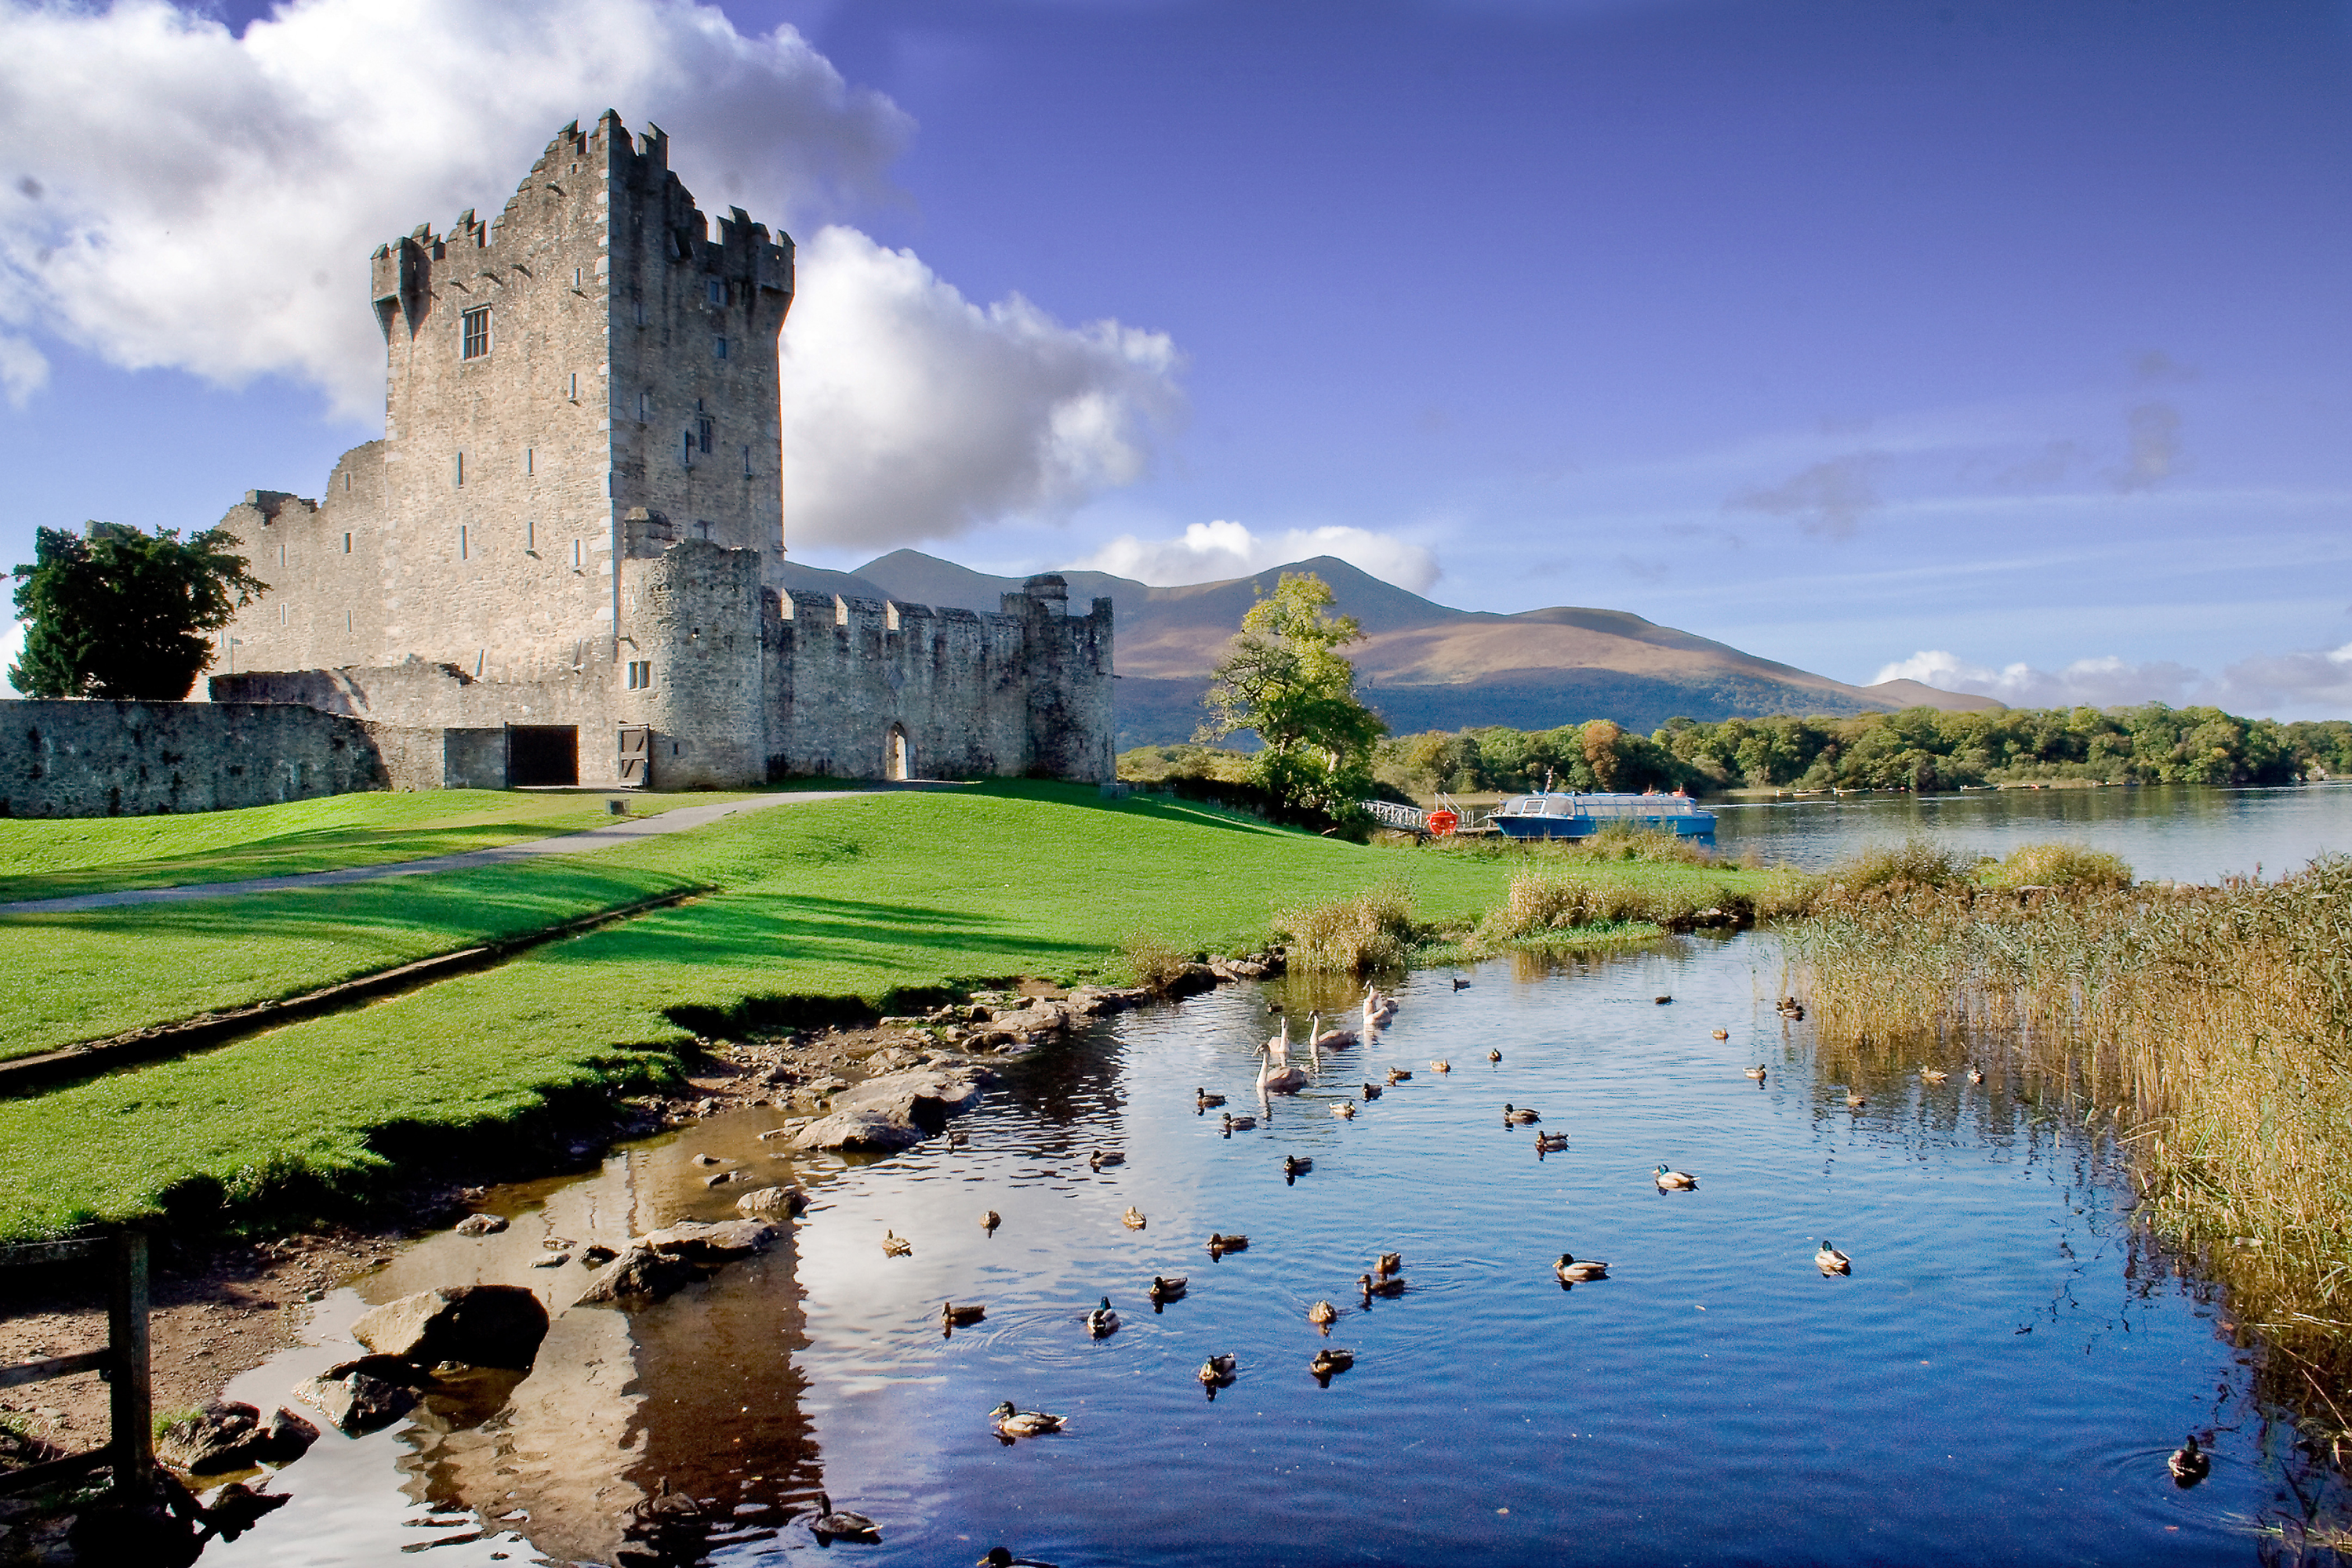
[1785,854,2352,1421]
[1276,882,1423,975]
[1119,930,1196,992]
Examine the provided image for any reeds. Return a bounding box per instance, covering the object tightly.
[1275,882,1423,975]
[1119,930,1196,992]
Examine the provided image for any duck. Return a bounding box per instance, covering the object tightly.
[1122,1206,1148,1230]
[1258,1044,1310,1095]
[1432,1059,1452,1073]
[1744,1064,1768,1081]
[1375,1251,1403,1277]
[1222,1112,1258,1134]
[1534,1131,1569,1153]
[1085,1296,1120,1337]
[1487,1047,1502,1063]
[1653,994,1673,1005]
[1196,1352,1238,1389]
[1283,1154,1313,1178]
[1966,1066,1985,1085]
[1361,1082,1385,1101]
[1386,1067,1413,1083]
[1844,1087,1865,1109]
[1308,1346,1356,1383]
[1452,976,1470,990]
[1357,1271,1406,1298]
[1331,1101,1356,1120]
[1653,1164,1698,1191]
[977,1548,1063,1568]
[1504,1103,1541,1125]
[1089,1149,1126,1170]
[1196,1087,1227,1110]
[1148,1274,1188,1305]
[2168,1435,2210,1485]
[1207,1231,1250,1255]
[882,1229,913,1257]
[947,1130,971,1149]
[942,1300,988,1328]
[989,1402,1066,1439]
[1815,1240,1851,1276]
[1555,1252,1609,1282]
[1308,1299,1338,1328]
[807,1494,880,1543]
[982,1210,1002,1232]
[1711,1029,1730,1040]
[1919,1065,1950,1083]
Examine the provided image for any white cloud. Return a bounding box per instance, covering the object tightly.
[779,227,1182,548]
[1875,644,2352,719]
[0,0,1181,538]
[1080,520,1442,593]
[0,617,23,695]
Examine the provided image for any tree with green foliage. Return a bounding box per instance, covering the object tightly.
[9,524,264,701]
[1198,572,1388,815]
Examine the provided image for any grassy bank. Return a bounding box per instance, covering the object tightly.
[0,787,768,903]
[1784,854,2352,1420]
[0,783,1778,1238]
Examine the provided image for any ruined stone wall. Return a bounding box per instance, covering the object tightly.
[0,700,388,818]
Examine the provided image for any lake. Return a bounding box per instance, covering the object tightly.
[202,929,2348,1566]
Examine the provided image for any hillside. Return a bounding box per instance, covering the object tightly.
[843,550,1994,746]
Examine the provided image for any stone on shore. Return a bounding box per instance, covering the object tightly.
[735,1185,808,1218]
[291,1367,418,1436]
[453,1213,508,1236]
[156,1401,263,1474]
[577,1219,780,1306]
[350,1284,550,1371]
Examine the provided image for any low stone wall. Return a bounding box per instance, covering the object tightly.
[0,699,391,818]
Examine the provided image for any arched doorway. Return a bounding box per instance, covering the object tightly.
[886,724,913,782]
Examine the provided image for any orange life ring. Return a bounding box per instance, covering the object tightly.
[1426,810,1459,837]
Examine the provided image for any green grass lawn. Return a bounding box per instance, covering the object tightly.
[0,787,768,903]
[0,783,1775,1237]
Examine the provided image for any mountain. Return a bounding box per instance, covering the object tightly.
[844,549,1997,747]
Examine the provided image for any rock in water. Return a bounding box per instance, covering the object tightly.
[291,1367,418,1436]
[578,1219,781,1305]
[735,1185,808,1218]
[453,1213,508,1236]
[350,1284,550,1371]
[155,1400,264,1474]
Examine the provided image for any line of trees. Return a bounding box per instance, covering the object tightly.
[1374,705,2352,797]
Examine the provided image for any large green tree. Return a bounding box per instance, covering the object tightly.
[1198,571,1388,815]
[9,524,266,700]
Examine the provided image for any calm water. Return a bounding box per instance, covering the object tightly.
[201,936,2344,1567]
[1708,779,2352,883]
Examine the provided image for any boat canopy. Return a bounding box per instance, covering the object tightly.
[1499,792,1704,817]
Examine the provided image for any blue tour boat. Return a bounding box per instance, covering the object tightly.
[1485,790,1716,841]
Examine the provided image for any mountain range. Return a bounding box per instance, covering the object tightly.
[780,551,1996,750]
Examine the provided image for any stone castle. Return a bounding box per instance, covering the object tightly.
[209,111,1113,790]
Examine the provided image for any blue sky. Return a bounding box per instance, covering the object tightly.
[2,0,2347,714]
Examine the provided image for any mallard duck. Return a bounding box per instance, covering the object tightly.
[1148,1274,1188,1305]
[1361,1082,1384,1101]
[1085,1295,1120,1337]
[1534,1131,1569,1153]
[982,1210,1002,1231]
[1089,1149,1126,1170]
[1308,1346,1355,1383]
[1452,976,1470,990]
[1196,1352,1237,1388]
[1845,1087,1865,1108]
[1711,1029,1730,1040]
[1283,1154,1312,1178]
[1814,1240,1851,1275]
[808,1493,880,1543]
[1919,1065,1950,1083]
[1122,1206,1148,1230]
[989,1402,1065,1439]
[1386,1067,1413,1083]
[1432,1059,1452,1073]
[1308,1299,1338,1327]
[942,1300,987,1327]
[1966,1066,1985,1085]
[883,1229,913,1257]
[1375,1251,1403,1277]
[1653,994,1673,1005]
[1196,1087,1227,1110]
[1331,1101,1356,1120]
[1504,1103,1541,1125]
[1555,1252,1609,1282]
[1207,1232,1250,1255]
[1744,1065,1767,1081]
[1653,1164,1698,1191]
[1357,1271,1406,1298]
[1487,1047,1502,1063]
[2169,1434,2210,1485]
[978,1548,1062,1568]
[1222,1112,1257,1134]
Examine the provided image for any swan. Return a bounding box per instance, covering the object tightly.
[1257,1044,1308,1095]
[1311,1012,1359,1051]
[1266,1013,1292,1067]
[1815,1240,1851,1276]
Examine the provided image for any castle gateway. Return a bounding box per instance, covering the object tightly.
[210,111,1113,790]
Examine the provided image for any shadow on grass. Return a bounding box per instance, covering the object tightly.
[0,820,601,903]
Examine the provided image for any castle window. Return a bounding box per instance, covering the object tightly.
[567,372,579,401]
[527,519,536,552]
[637,390,649,421]
[573,267,583,289]
[698,416,713,454]
[454,451,464,487]
[681,429,695,467]
[626,660,652,691]
[459,525,468,559]
[572,539,583,570]
[526,448,535,476]
[343,533,351,554]
[742,444,752,477]
[706,278,724,306]
[461,305,492,359]
[712,335,728,359]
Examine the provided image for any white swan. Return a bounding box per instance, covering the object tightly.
[1309,1011,1359,1051]
[1265,1013,1291,1068]
[1256,1043,1308,1094]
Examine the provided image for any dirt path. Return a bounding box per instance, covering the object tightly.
[0,789,896,916]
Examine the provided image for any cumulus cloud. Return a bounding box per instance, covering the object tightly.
[1875,643,2352,718]
[0,0,1181,538]
[1080,520,1441,593]
[1725,453,1881,539]
[779,227,1181,546]
[2209,643,2352,715]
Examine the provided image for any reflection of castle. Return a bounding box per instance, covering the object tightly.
[211,112,1112,789]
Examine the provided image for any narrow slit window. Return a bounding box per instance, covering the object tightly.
[278,543,286,567]
[572,267,583,289]
[527,519,535,552]
[568,371,579,401]
[526,448,535,476]
[343,532,351,554]
[742,444,752,477]
[454,451,464,488]
[681,429,695,466]
[712,335,728,359]
[459,525,468,560]
[637,390,649,421]
[697,416,713,454]
[460,305,492,359]
[626,660,652,691]
[572,539,583,570]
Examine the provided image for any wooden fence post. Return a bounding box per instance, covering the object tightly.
[106,1232,151,1498]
